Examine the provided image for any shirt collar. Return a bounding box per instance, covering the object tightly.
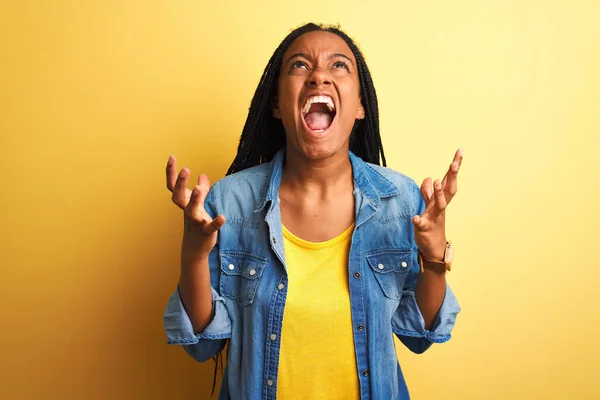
[254,148,399,213]
[254,149,285,213]
[349,151,399,208]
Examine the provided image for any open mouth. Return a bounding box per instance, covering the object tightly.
[301,95,336,133]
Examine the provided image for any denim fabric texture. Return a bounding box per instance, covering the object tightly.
[163,149,460,400]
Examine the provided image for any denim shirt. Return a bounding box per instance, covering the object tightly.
[163,149,460,400]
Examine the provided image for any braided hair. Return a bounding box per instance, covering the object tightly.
[226,23,386,175]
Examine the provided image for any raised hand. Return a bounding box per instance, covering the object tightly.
[166,155,226,265]
[412,149,463,261]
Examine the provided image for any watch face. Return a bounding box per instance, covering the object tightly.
[444,242,453,264]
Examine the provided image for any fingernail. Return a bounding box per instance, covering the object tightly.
[459,148,464,156]
[435,180,442,190]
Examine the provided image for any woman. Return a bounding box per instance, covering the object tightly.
[164,23,462,400]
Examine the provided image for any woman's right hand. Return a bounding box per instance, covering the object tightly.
[166,155,226,269]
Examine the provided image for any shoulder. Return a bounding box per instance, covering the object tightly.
[359,161,423,218]
[364,162,420,196]
[206,161,272,215]
[212,162,271,191]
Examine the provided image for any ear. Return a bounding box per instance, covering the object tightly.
[356,98,365,120]
[272,96,281,119]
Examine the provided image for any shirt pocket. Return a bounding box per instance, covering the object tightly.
[219,251,268,306]
[366,249,413,300]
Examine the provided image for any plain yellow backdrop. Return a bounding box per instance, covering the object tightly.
[1,0,599,399]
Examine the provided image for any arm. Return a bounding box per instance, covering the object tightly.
[394,149,463,353]
[392,252,460,354]
[393,257,460,354]
[178,253,215,334]
[163,155,231,362]
[412,148,462,329]
[415,267,446,330]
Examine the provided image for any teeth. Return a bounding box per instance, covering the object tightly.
[302,95,335,115]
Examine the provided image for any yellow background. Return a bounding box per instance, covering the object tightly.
[1,1,599,399]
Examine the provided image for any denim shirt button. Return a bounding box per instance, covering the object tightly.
[228,264,235,271]
[249,269,257,276]
[270,333,277,341]
[278,283,285,290]
[267,379,274,387]
[353,272,361,279]
[272,237,277,244]
[362,370,369,377]
[377,263,384,270]
[357,324,364,331]
[401,261,408,268]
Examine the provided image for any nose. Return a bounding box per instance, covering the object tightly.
[307,67,331,87]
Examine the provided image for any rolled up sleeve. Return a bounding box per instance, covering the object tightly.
[392,283,460,346]
[163,286,232,362]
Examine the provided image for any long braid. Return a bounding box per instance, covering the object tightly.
[226,23,386,173]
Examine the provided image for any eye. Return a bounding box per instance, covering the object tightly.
[332,60,349,70]
[291,60,309,70]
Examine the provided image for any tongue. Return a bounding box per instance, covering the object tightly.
[305,112,332,131]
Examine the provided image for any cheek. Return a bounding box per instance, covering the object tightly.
[340,85,361,116]
[278,84,301,117]
[338,73,360,93]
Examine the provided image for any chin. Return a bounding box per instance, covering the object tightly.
[301,145,338,160]
[292,134,348,161]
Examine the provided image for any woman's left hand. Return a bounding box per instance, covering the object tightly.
[412,148,463,261]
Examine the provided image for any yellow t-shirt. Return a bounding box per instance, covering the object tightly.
[276,224,360,399]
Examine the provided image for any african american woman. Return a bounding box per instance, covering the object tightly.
[164,23,462,400]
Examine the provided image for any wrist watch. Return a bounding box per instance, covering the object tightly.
[418,241,453,274]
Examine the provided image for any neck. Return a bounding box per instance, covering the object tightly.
[281,145,353,195]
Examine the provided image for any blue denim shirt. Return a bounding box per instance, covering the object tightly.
[163,149,460,400]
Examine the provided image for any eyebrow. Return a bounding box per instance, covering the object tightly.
[285,52,355,66]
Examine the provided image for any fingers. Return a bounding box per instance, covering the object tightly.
[420,177,433,206]
[415,178,434,231]
[167,156,212,212]
[452,148,464,167]
[185,186,225,236]
[412,214,428,231]
[415,149,462,232]
[183,213,226,236]
[441,148,463,202]
[171,167,191,209]
[441,161,459,200]
[204,214,226,235]
[168,156,224,235]
[166,155,177,192]
[415,179,446,230]
[185,184,207,222]
[197,174,211,206]
[430,179,447,218]
[185,184,226,235]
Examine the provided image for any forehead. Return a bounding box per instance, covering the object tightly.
[283,30,356,62]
